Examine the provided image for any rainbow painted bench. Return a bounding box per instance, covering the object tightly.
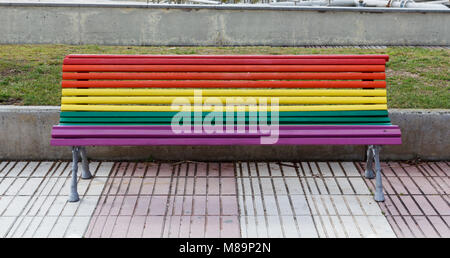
[51,54,401,202]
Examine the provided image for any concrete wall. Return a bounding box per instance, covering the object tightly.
[0,3,449,46]
[0,106,448,161]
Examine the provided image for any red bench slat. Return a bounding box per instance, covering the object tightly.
[65,54,390,61]
[62,64,385,72]
[63,58,385,65]
[62,72,386,81]
[61,80,386,88]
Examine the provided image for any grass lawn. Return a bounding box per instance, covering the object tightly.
[0,45,448,108]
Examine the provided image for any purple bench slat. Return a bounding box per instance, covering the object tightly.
[51,125,402,145]
[52,127,401,138]
[53,125,399,130]
[50,137,401,146]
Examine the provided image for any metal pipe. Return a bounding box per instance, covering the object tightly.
[270,0,448,8]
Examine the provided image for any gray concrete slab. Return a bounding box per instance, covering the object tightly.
[0,3,449,46]
[0,106,448,161]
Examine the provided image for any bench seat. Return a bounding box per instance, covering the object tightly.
[51,54,401,202]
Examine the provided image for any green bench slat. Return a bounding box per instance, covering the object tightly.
[60,116,391,123]
[60,110,389,118]
[59,122,393,126]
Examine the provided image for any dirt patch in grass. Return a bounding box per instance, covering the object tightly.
[0,97,23,105]
[386,69,420,79]
[0,68,22,77]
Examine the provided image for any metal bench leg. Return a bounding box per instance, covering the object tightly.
[364,145,375,179]
[79,147,92,179]
[373,145,385,202]
[68,146,80,202]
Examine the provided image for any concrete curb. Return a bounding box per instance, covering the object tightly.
[0,4,449,46]
[0,106,448,161]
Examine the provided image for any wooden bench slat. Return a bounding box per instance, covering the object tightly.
[62,72,386,81]
[62,80,386,89]
[60,104,389,112]
[52,125,399,130]
[62,89,387,97]
[59,110,389,118]
[61,96,387,105]
[62,64,385,72]
[52,127,400,138]
[58,116,391,123]
[66,54,390,61]
[63,58,386,65]
[50,137,401,146]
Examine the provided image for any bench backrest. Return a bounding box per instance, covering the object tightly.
[60,54,391,125]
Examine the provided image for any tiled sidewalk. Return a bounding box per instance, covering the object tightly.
[0,160,448,238]
[358,161,449,238]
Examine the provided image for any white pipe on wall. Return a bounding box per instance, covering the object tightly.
[269,0,448,8]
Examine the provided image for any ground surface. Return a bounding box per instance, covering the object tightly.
[0,45,449,108]
[0,160,448,238]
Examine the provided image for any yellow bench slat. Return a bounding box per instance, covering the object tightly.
[62,88,387,97]
[61,104,388,112]
[61,96,386,105]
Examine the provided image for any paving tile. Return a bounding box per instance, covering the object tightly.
[221,163,235,177]
[0,178,14,195]
[428,216,450,238]
[221,177,237,195]
[280,163,297,177]
[134,196,151,216]
[207,196,220,216]
[140,178,155,195]
[143,215,165,238]
[3,196,31,216]
[368,216,396,238]
[119,196,138,216]
[354,216,377,238]
[341,162,360,177]
[31,162,54,178]
[19,178,44,196]
[348,178,371,195]
[111,216,132,238]
[426,196,450,216]
[284,178,303,195]
[206,216,221,238]
[0,196,13,215]
[158,163,173,177]
[0,162,9,176]
[19,162,40,178]
[269,163,282,177]
[341,216,362,238]
[149,196,169,215]
[33,216,59,238]
[195,177,207,195]
[193,196,206,215]
[411,177,439,195]
[222,196,238,216]
[7,216,31,238]
[208,178,220,195]
[6,178,27,195]
[209,163,220,177]
[48,216,72,238]
[190,216,206,238]
[0,217,16,237]
[266,215,283,238]
[221,216,240,238]
[5,163,25,178]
